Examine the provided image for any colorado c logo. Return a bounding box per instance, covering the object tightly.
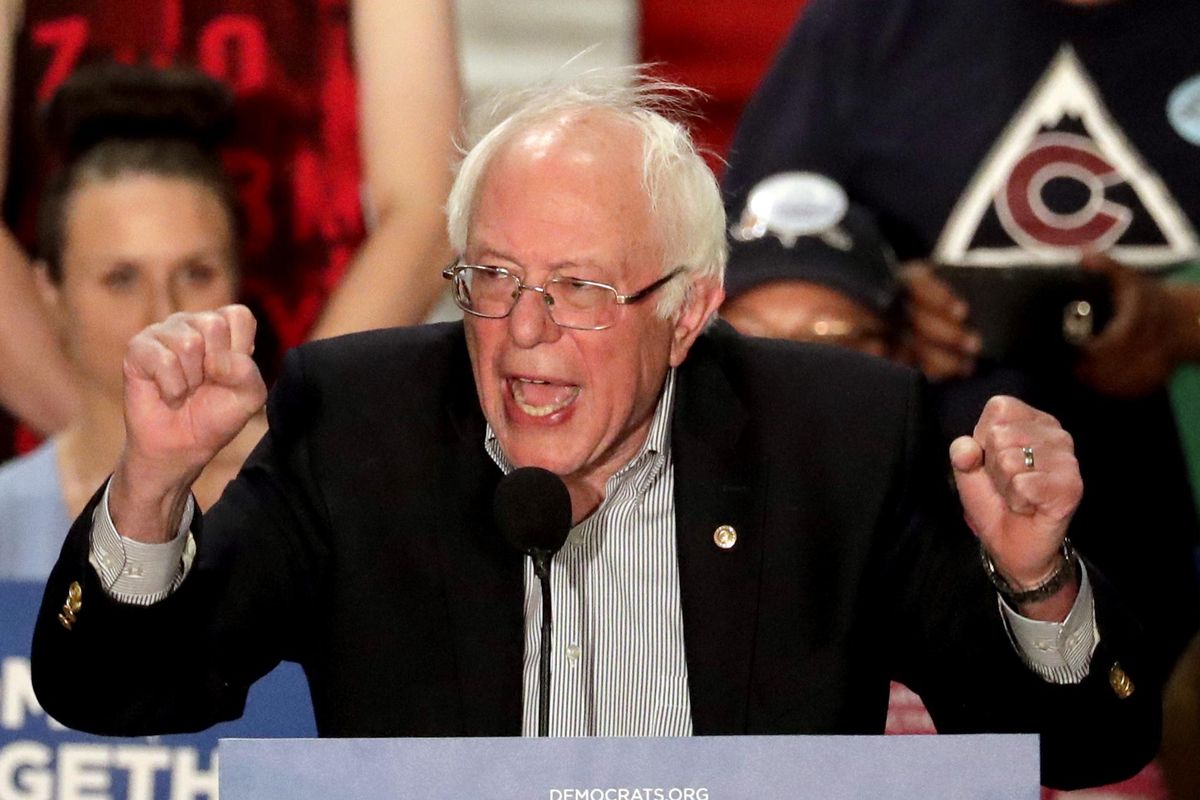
[936,45,1197,267]
[994,132,1131,251]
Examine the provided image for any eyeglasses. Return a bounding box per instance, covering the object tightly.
[442,263,684,331]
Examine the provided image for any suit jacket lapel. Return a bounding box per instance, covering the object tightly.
[429,324,767,736]
[432,326,524,735]
[672,328,765,734]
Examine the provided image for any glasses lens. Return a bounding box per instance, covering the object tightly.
[458,267,519,317]
[546,278,619,329]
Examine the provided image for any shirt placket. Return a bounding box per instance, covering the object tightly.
[552,528,590,736]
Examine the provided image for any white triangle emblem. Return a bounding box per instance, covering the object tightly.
[934,45,1199,269]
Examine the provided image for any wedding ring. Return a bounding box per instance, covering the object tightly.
[1022,446,1035,470]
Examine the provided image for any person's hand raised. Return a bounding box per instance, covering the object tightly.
[112,305,266,542]
[950,395,1083,620]
[721,280,891,356]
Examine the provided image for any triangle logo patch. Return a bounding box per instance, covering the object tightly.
[934,45,1198,269]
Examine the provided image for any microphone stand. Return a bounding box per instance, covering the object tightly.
[532,548,554,737]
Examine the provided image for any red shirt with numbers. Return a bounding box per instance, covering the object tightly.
[5,0,365,380]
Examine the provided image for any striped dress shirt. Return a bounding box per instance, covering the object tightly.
[487,370,693,737]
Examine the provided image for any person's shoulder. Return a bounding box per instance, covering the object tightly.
[264,322,472,436]
[290,322,467,384]
[0,441,71,582]
[0,440,60,500]
[680,324,928,482]
[687,320,923,429]
[780,0,960,74]
[697,319,916,388]
[298,320,464,356]
[788,0,926,41]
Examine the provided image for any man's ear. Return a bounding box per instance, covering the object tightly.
[669,277,725,367]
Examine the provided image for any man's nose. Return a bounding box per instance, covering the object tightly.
[507,285,560,348]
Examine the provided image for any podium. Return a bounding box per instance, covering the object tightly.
[220,734,1039,799]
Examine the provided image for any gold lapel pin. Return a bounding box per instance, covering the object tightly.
[713,524,737,550]
[1108,662,1134,699]
[58,581,83,630]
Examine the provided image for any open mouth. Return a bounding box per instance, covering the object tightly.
[509,377,581,418]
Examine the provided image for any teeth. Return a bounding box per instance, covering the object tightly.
[512,379,579,417]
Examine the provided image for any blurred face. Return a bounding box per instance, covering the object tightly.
[463,113,721,508]
[39,173,237,402]
[722,281,891,357]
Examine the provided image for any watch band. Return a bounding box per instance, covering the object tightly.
[980,538,1078,605]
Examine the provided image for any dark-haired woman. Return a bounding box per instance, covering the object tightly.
[0,0,460,443]
[0,66,264,579]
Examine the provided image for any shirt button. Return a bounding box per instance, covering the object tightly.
[565,643,581,664]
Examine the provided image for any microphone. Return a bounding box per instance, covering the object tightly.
[493,467,572,737]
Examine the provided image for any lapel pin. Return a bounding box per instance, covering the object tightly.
[1108,662,1134,699]
[713,525,738,550]
[58,581,83,630]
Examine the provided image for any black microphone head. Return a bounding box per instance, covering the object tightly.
[493,467,572,556]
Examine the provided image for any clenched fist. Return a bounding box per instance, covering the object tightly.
[111,305,266,542]
[951,395,1083,619]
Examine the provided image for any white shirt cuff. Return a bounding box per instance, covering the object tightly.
[87,478,197,605]
[999,564,1098,684]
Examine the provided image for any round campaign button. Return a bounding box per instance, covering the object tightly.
[731,172,849,248]
[1168,74,1200,146]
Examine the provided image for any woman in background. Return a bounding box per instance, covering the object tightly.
[0,64,264,579]
[0,0,460,443]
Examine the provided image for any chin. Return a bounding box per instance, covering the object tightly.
[501,437,584,478]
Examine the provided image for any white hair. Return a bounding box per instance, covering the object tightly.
[445,66,727,319]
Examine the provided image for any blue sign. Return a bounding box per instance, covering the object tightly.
[221,734,1039,800]
[0,581,316,799]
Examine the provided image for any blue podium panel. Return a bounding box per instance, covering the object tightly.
[221,735,1039,800]
[0,580,317,800]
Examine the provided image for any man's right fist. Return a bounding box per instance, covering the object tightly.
[122,304,266,477]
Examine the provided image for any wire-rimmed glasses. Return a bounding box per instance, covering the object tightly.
[441,263,683,331]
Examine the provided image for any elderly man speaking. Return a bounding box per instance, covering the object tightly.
[32,74,1156,790]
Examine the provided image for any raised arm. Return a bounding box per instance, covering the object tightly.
[951,395,1083,621]
[109,305,266,542]
[308,0,461,339]
[0,0,77,433]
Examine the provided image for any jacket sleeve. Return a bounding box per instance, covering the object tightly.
[881,373,1161,790]
[31,346,330,736]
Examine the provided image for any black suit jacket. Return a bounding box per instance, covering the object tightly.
[32,322,1158,789]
